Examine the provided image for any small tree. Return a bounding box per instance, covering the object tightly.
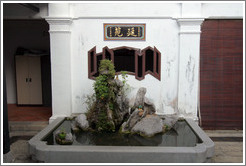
[86,60,129,132]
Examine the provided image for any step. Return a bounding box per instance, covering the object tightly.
[9,121,49,137]
[9,131,41,137]
[204,130,243,137]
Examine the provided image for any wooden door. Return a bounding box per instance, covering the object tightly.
[16,56,30,104]
[200,20,243,129]
[28,56,43,104]
[15,55,43,105]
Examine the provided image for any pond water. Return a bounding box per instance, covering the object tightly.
[43,120,202,147]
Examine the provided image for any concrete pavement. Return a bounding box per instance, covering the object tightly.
[205,130,244,163]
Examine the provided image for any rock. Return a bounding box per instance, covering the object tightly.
[119,122,129,134]
[160,115,179,129]
[55,130,73,145]
[144,97,156,114]
[65,133,73,141]
[114,79,124,88]
[75,114,89,131]
[71,120,80,132]
[134,87,146,108]
[123,109,142,131]
[131,115,164,137]
[106,106,113,121]
[113,84,130,126]
[128,97,135,108]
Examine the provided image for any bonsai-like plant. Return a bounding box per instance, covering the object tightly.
[55,127,73,145]
[58,128,66,140]
[86,59,129,132]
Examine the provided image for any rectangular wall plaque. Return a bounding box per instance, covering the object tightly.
[104,24,146,41]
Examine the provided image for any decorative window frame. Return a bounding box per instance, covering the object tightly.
[88,46,161,81]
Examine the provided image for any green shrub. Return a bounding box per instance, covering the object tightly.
[99,60,115,79]
[86,59,130,133]
[94,75,109,100]
[96,110,115,132]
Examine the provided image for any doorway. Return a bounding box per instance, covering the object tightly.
[3,19,52,121]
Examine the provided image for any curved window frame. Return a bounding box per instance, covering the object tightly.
[88,46,161,81]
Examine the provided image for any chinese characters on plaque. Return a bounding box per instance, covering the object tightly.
[104,24,146,41]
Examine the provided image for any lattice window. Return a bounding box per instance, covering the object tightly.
[88,46,161,80]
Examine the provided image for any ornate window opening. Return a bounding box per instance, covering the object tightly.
[88,46,161,80]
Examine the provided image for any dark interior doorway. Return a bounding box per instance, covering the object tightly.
[3,19,52,120]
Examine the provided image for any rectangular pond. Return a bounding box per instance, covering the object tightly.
[29,117,214,163]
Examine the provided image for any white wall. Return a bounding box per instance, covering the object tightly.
[202,3,243,18]
[45,2,243,122]
[70,3,181,18]
[71,18,180,115]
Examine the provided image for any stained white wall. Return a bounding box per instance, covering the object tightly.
[70,18,180,115]
[44,2,243,122]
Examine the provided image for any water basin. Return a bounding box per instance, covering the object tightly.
[44,120,202,147]
[29,117,214,163]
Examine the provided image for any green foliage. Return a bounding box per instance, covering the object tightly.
[59,127,66,139]
[163,124,170,133]
[119,125,131,135]
[164,124,169,130]
[121,71,128,79]
[59,132,66,140]
[109,102,114,110]
[93,60,117,101]
[86,59,131,133]
[120,71,127,85]
[94,75,109,100]
[99,60,115,79]
[96,110,115,132]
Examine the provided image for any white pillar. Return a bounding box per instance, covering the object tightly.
[177,3,204,121]
[46,3,72,123]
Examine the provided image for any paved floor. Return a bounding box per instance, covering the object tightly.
[211,141,243,163]
[4,130,244,163]
[8,104,51,121]
[205,130,244,163]
[9,139,36,163]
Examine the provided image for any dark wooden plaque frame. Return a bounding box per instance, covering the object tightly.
[104,23,146,41]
